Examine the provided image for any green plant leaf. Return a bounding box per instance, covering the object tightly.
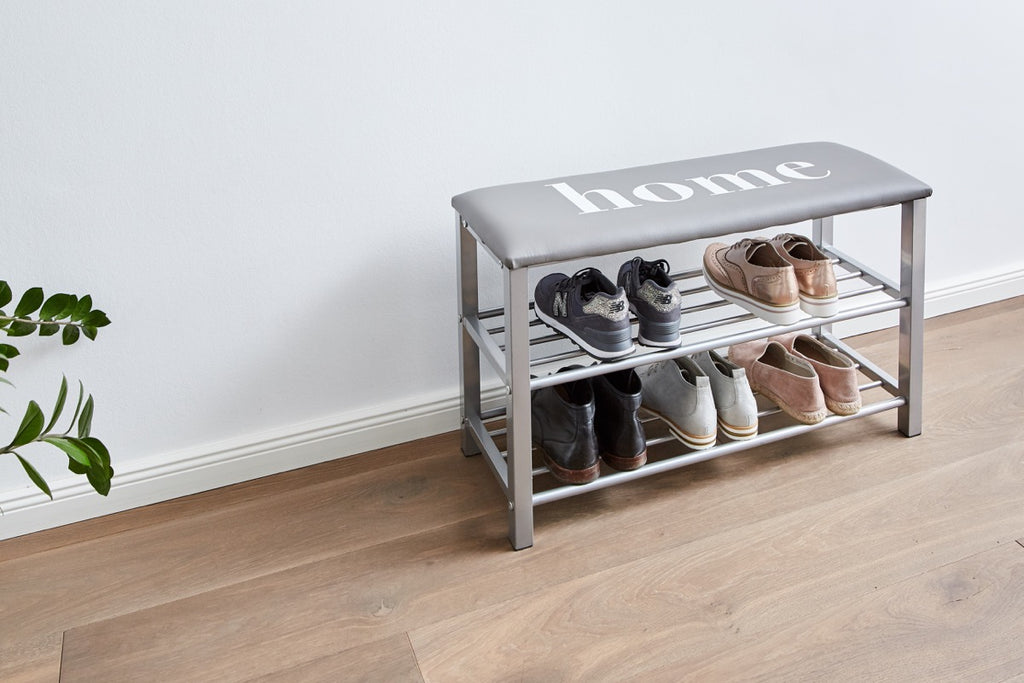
[15,454,53,500]
[39,323,60,336]
[7,321,37,337]
[82,310,111,328]
[65,380,85,434]
[81,437,108,481]
[0,282,11,308]
[82,326,97,341]
[0,344,19,358]
[86,466,111,496]
[71,295,92,322]
[40,293,72,320]
[78,395,94,438]
[62,325,80,345]
[7,401,45,450]
[14,287,44,317]
[0,376,14,387]
[56,294,78,319]
[44,376,69,434]
[81,436,110,470]
[0,358,7,372]
[42,436,94,467]
[68,457,88,475]
[81,437,112,496]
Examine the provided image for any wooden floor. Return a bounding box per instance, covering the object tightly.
[2,298,1023,682]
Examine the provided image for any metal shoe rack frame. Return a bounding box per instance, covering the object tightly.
[457,200,925,550]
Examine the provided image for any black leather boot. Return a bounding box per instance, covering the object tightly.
[531,379,600,485]
[592,369,647,470]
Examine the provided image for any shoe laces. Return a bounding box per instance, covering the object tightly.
[734,237,771,254]
[556,268,600,301]
[635,257,670,283]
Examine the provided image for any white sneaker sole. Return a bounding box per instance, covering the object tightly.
[702,265,803,326]
[719,418,758,441]
[800,294,839,318]
[534,306,635,361]
[642,406,716,450]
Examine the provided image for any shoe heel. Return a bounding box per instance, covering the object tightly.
[800,296,839,318]
[637,319,681,348]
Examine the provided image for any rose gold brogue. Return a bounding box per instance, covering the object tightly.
[702,239,801,325]
[769,234,839,318]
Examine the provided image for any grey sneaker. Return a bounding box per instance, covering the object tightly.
[617,257,682,347]
[636,356,716,450]
[693,349,758,440]
[534,268,634,360]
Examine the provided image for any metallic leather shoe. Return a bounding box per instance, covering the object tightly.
[592,369,647,470]
[637,356,717,450]
[531,379,600,485]
[693,349,759,440]
[702,238,802,325]
[769,234,839,317]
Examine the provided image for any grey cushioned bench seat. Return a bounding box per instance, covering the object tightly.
[452,141,932,269]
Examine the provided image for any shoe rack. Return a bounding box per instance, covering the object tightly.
[458,200,926,552]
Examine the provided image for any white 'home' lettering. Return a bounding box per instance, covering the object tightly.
[546,160,830,215]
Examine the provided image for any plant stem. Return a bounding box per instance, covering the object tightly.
[0,316,84,328]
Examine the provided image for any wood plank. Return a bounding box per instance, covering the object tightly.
[0,430,447,561]
[250,632,423,683]
[681,544,1024,681]
[61,432,1024,680]
[407,443,1024,680]
[0,634,61,683]
[0,434,502,680]
[2,297,1021,680]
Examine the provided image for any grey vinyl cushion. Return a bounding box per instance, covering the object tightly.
[452,142,931,269]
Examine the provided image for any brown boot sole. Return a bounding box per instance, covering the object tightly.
[601,449,648,471]
[538,448,601,485]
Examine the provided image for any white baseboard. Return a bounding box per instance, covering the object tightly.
[2,271,1022,541]
[923,267,1024,318]
[0,385,506,540]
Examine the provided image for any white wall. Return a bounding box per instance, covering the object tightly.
[2,1,1023,537]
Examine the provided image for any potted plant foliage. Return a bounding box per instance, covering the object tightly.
[0,281,112,500]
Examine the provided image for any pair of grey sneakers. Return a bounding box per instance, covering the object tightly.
[636,349,759,449]
[533,258,682,361]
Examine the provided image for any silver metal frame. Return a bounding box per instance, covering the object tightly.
[899,199,926,436]
[457,202,926,550]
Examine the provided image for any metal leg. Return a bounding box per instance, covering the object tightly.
[811,216,835,339]
[458,217,482,456]
[504,265,534,549]
[898,199,926,437]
